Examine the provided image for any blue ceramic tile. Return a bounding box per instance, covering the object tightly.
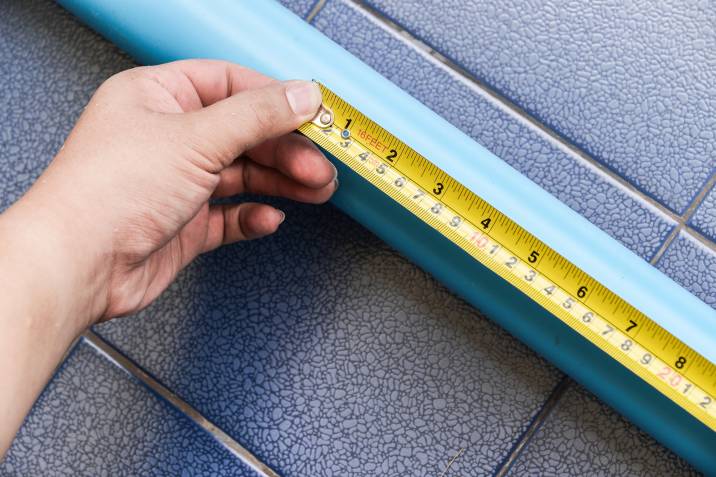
[0,0,699,475]
[277,0,317,18]
[96,198,563,476]
[657,231,716,309]
[364,0,716,214]
[1,0,560,474]
[689,183,716,243]
[0,340,254,476]
[312,0,674,260]
[0,0,134,213]
[507,384,697,476]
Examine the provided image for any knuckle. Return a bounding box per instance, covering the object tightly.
[100,66,145,90]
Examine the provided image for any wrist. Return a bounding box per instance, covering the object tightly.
[0,197,106,457]
[0,197,108,334]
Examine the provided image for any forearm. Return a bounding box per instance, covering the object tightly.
[0,199,103,457]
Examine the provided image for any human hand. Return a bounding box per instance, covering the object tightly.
[0,59,337,454]
[4,59,337,325]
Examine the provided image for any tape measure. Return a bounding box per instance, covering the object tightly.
[299,83,716,431]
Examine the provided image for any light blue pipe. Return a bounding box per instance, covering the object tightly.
[57,0,716,471]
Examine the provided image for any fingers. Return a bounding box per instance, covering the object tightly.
[187,80,322,169]
[213,157,336,204]
[246,133,336,189]
[202,202,284,252]
[159,59,277,106]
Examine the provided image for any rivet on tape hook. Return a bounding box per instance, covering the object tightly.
[311,104,334,128]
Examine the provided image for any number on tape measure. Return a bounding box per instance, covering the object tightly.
[298,82,716,432]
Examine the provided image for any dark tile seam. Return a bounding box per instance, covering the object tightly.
[651,172,716,264]
[492,376,572,477]
[684,220,716,254]
[53,4,712,476]
[48,7,324,476]
[82,330,280,477]
[341,0,716,253]
[305,0,328,22]
[489,202,699,475]
[313,3,710,472]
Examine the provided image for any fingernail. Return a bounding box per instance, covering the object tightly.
[331,163,338,180]
[334,178,340,191]
[285,80,322,118]
[277,210,286,224]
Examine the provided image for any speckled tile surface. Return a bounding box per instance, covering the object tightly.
[506,383,698,477]
[1,0,714,475]
[657,231,716,309]
[0,0,134,213]
[690,185,716,243]
[312,0,675,261]
[0,340,254,477]
[363,0,716,215]
[278,0,318,18]
[95,198,562,476]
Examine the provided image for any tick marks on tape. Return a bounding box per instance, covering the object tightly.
[300,83,716,433]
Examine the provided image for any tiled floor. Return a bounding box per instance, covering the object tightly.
[1,339,257,476]
[311,0,677,262]
[94,197,562,476]
[362,0,716,216]
[506,384,697,476]
[690,185,716,243]
[1,0,714,475]
[657,232,716,308]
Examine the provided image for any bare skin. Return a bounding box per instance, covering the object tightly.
[0,59,336,457]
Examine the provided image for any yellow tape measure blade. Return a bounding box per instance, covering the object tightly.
[299,83,716,432]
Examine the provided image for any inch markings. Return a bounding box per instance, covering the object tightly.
[298,83,716,432]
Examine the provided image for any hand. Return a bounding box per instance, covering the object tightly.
[0,60,336,456]
[6,59,337,325]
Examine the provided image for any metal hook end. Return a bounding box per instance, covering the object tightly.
[311,104,334,128]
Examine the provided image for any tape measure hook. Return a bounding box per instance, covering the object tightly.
[311,104,334,128]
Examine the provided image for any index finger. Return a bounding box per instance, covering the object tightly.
[152,59,278,108]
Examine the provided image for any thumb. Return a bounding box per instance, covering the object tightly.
[187,80,322,169]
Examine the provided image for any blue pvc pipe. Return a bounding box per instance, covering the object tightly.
[56,0,716,471]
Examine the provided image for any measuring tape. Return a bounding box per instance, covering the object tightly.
[299,83,716,432]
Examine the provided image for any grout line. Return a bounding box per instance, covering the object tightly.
[348,1,678,217]
[82,330,281,477]
[439,447,465,477]
[652,173,716,263]
[345,0,710,227]
[493,377,572,477]
[345,0,716,256]
[650,224,683,265]
[682,173,716,224]
[490,181,703,474]
[680,225,716,254]
[305,0,327,22]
